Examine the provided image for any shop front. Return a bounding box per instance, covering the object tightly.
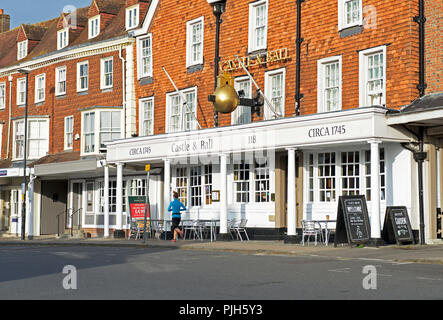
[106,106,414,240]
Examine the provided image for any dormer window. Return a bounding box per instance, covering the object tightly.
[88,15,100,39]
[17,40,28,60]
[57,28,69,50]
[126,5,139,30]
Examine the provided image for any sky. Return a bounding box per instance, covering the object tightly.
[1,0,93,29]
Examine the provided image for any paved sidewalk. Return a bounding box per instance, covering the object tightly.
[1,236,443,265]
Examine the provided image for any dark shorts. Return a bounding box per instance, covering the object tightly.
[171,217,181,232]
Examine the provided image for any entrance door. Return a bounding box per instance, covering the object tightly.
[71,182,83,229]
[41,181,68,235]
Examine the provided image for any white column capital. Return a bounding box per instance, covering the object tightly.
[286,147,299,152]
[368,139,383,145]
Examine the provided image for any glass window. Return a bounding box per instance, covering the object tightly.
[249,1,267,52]
[126,6,139,29]
[341,151,360,196]
[100,111,121,147]
[190,167,202,207]
[78,62,89,91]
[204,165,213,205]
[15,121,24,159]
[17,41,27,60]
[141,98,154,136]
[56,67,66,95]
[167,88,197,133]
[28,120,49,159]
[17,78,26,105]
[365,148,386,201]
[255,159,270,203]
[58,29,68,50]
[89,16,100,39]
[367,52,384,106]
[233,78,252,125]
[234,162,250,203]
[187,18,203,66]
[140,36,152,77]
[35,74,45,103]
[65,116,74,149]
[0,83,5,109]
[86,182,94,213]
[102,58,113,89]
[176,168,188,206]
[324,61,340,111]
[318,152,336,202]
[345,0,361,26]
[83,112,95,153]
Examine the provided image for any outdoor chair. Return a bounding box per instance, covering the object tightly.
[302,220,323,246]
[230,219,250,241]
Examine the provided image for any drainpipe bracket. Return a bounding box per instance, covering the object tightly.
[413,15,426,24]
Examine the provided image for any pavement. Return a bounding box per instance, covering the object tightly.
[1,235,443,266]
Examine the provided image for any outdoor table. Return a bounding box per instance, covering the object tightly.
[145,219,220,242]
[313,220,337,246]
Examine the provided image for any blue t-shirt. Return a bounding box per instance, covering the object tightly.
[168,199,187,218]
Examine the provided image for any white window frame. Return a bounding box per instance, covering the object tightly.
[64,115,74,150]
[17,40,28,60]
[57,28,69,50]
[100,57,114,90]
[359,45,387,108]
[264,68,285,120]
[317,55,342,113]
[77,61,89,92]
[338,0,363,30]
[248,0,268,53]
[13,118,49,160]
[126,5,140,30]
[55,66,67,96]
[232,76,252,125]
[137,34,153,79]
[304,148,387,204]
[186,16,204,67]
[139,97,154,136]
[88,15,100,39]
[0,82,5,110]
[34,74,46,104]
[165,86,198,133]
[81,109,123,156]
[17,77,27,106]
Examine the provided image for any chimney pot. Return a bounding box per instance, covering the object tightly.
[0,9,4,15]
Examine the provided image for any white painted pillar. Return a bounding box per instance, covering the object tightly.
[220,154,229,235]
[287,148,297,236]
[104,165,110,238]
[163,159,171,227]
[116,163,124,230]
[27,175,36,239]
[370,140,382,239]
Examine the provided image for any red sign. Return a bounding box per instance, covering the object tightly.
[128,196,150,219]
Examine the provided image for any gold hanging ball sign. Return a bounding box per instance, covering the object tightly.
[211,72,240,114]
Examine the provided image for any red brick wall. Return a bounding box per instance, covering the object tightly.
[425,0,442,94]
[134,0,421,136]
[0,50,124,159]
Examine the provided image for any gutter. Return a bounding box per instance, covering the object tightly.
[118,45,127,138]
[6,75,12,159]
[295,0,304,116]
[414,0,426,97]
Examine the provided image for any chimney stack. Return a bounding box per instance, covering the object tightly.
[0,9,11,33]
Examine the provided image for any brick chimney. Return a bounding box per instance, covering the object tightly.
[0,9,11,33]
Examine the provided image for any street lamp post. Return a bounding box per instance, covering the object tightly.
[17,69,30,241]
[209,0,226,128]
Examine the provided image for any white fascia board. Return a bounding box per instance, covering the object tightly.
[0,37,135,77]
[132,0,159,37]
[386,109,443,125]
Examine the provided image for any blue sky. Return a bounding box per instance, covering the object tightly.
[2,0,93,28]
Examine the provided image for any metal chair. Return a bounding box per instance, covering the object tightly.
[302,220,323,246]
[231,219,250,241]
[184,220,203,240]
[151,220,165,239]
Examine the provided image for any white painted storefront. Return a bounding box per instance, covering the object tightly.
[105,106,417,238]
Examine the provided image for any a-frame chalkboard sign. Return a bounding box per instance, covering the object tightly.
[382,206,415,245]
[334,195,371,247]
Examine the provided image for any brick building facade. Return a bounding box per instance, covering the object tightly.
[0,0,441,242]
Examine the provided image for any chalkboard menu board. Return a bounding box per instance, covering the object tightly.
[334,195,371,246]
[382,207,414,245]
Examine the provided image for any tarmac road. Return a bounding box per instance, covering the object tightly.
[0,245,442,300]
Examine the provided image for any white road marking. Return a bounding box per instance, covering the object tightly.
[328,268,351,273]
[417,277,443,281]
